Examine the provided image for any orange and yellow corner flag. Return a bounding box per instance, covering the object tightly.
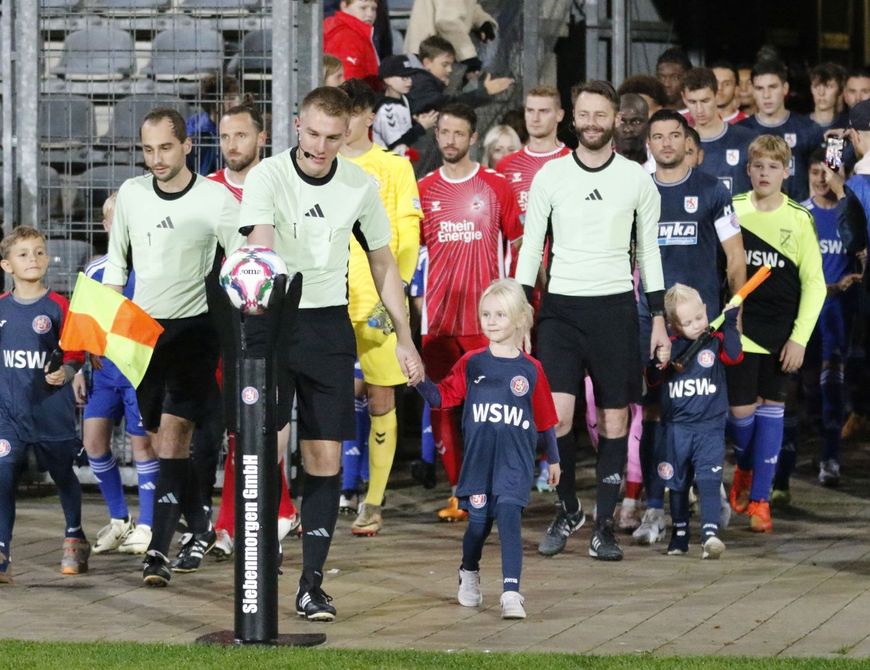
[60,273,164,388]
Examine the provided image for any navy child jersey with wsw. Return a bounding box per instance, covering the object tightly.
[0,291,80,442]
[439,348,558,507]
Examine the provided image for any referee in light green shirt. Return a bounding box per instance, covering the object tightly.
[104,108,243,587]
[515,80,669,562]
[241,86,423,622]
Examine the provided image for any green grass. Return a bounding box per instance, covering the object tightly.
[1,641,868,670]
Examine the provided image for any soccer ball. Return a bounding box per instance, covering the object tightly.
[219,246,288,315]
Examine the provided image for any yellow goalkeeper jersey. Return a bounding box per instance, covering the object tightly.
[344,144,422,322]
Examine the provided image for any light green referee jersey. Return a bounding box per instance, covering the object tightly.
[515,151,664,297]
[104,174,243,319]
[239,148,392,309]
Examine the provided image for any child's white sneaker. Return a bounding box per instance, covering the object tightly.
[701,536,725,560]
[457,567,482,607]
[500,591,526,619]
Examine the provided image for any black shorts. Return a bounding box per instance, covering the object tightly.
[725,351,789,405]
[536,292,641,408]
[137,314,220,432]
[276,306,356,441]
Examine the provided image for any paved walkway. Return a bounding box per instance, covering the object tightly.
[3,444,870,658]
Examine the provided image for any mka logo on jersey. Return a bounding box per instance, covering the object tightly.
[658,221,698,246]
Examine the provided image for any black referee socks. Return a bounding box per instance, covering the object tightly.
[300,473,341,588]
[555,434,579,514]
[150,458,188,555]
[596,436,627,522]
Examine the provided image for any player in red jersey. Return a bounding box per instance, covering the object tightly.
[418,102,522,520]
[207,105,300,558]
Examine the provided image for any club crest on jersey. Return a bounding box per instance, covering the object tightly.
[684,196,698,213]
[718,176,733,193]
[470,195,485,212]
[697,349,716,368]
[510,375,529,397]
[780,228,796,253]
[470,494,487,509]
[0,439,9,458]
[430,200,442,212]
[511,172,522,183]
[241,386,259,405]
[657,462,674,480]
[726,149,740,166]
[32,315,51,334]
[784,133,797,148]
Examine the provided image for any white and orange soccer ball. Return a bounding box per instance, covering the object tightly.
[219,246,288,315]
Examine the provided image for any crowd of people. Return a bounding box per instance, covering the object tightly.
[2,0,870,626]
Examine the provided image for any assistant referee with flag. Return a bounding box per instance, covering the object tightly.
[103,108,243,587]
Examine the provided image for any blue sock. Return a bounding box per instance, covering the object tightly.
[88,453,128,520]
[135,458,159,527]
[358,397,371,483]
[341,396,368,492]
[697,478,721,539]
[774,413,798,490]
[421,402,435,464]
[46,446,84,539]
[821,366,844,462]
[727,412,756,470]
[750,405,785,501]
[646,423,665,509]
[461,514,493,572]
[496,503,523,593]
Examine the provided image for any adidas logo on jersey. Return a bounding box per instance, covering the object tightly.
[601,473,621,485]
[584,189,603,201]
[156,216,174,229]
[304,204,325,218]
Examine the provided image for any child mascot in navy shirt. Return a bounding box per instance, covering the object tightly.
[413,279,560,619]
[646,284,743,559]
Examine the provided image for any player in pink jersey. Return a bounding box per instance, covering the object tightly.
[418,102,523,521]
[206,105,300,558]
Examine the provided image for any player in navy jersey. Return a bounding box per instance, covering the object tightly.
[772,151,862,499]
[632,109,746,546]
[413,279,559,620]
[645,285,742,559]
[738,60,824,203]
[0,227,87,582]
[73,194,158,555]
[683,68,755,196]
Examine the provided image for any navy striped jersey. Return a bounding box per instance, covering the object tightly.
[648,330,742,426]
[738,113,824,203]
[437,347,558,507]
[802,198,850,284]
[85,255,135,389]
[0,291,84,441]
[698,122,755,195]
[639,169,739,318]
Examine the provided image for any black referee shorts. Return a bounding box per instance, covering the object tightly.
[725,351,790,406]
[536,291,642,408]
[137,314,220,432]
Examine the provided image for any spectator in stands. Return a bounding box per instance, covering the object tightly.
[406,36,513,116]
[373,55,438,154]
[323,0,380,90]
[843,67,870,111]
[656,47,693,110]
[404,0,498,79]
[186,75,243,176]
[482,124,521,169]
[323,54,345,87]
[617,75,668,117]
[810,63,848,131]
[324,0,393,58]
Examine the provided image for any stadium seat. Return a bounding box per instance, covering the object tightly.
[82,0,172,15]
[178,0,260,16]
[45,238,95,295]
[40,0,84,16]
[227,29,270,79]
[76,164,145,221]
[51,26,136,81]
[142,24,224,81]
[40,96,96,148]
[99,95,191,146]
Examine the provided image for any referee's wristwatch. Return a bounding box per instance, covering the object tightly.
[650,309,665,319]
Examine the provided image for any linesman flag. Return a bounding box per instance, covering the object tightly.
[60,273,164,388]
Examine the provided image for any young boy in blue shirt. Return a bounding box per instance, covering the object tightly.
[0,226,88,582]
